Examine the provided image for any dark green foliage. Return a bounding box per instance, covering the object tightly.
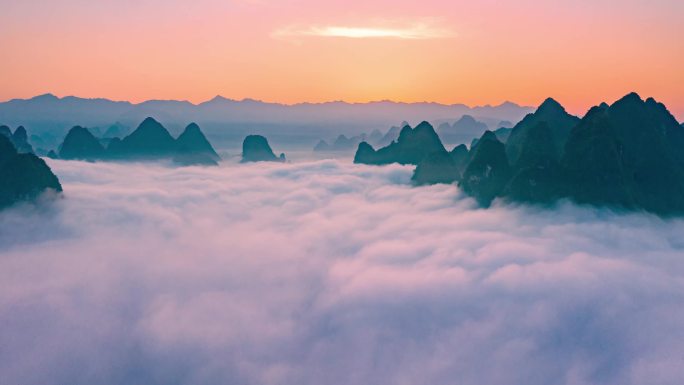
[354,121,446,165]
[505,98,580,164]
[241,135,286,163]
[59,126,105,160]
[412,151,460,185]
[459,131,511,206]
[0,135,62,209]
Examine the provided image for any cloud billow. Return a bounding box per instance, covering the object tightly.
[1,159,683,384]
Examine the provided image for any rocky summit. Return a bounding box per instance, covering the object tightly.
[241,135,286,163]
[0,135,62,209]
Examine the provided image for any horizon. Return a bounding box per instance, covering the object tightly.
[2,0,683,119]
[4,91,683,123]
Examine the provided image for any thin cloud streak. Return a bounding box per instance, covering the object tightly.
[273,21,456,40]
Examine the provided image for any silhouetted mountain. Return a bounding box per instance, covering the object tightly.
[498,120,513,128]
[354,122,446,165]
[314,140,330,152]
[175,123,220,164]
[54,118,219,165]
[459,131,512,206]
[102,122,128,138]
[110,117,177,158]
[493,127,513,142]
[59,126,105,160]
[502,122,564,203]
[11,126,34,153]
[314,134,368,152]
[0,94,532,131]
[368,129,383,144]
[241,135,286,163]
[450,144,470,174]
[412,151,460,185]
[0,125,11,139]
[505,98,580,164]
[0,135,62,209]
[375,124,405,147]
[439,93,684,215]
[438,115,488,144]
[560,93,684,214]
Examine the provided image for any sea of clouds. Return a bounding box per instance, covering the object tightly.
[1,159,684,385]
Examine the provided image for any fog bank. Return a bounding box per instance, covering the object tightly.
[1,159,684,385]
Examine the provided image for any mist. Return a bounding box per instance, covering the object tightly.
[1,159,684,385]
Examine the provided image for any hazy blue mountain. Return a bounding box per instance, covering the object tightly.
[314,134,368,152]
[412,151,460,185]
[0,94,533,149]
[450,144,470,174]
[354,122,447,165]
[241,135,286,163]
[0,135,62,209]
[103,122,129,138]
[437,93,684,215]
[110,117,177,158]
[375,124,403,147]
[175,123,220,159]
[560,93,684,215]
[54,118,220,165]
[0,125,11,139]
[505,98,580,164]
[10,126,34,154]
[438,115,489,144]
[502,122,564,203]
[459,131,512,206]
[59,126,106,160]
[313,140,330,152]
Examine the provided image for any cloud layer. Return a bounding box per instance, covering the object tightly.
[1,159,684,385]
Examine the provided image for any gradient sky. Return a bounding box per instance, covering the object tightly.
[1,0,683,119]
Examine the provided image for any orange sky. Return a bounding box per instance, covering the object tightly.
[1,0,683,119]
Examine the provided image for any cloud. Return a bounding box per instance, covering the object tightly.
[1,158,684,384]
[273,20,456,40]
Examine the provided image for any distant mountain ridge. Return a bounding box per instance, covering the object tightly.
[0,94,534,136]
[57,118,220,165]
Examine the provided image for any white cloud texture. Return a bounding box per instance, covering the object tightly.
[1,159,684,384]
[273,21,455,40]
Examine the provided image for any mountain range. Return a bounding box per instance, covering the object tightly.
[0,134,61,209]
[355,92,684,216]
[0,94,534,149]
[58,118,220,165]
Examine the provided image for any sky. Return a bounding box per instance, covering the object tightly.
[0,0,683,118]
[2,158,684,384]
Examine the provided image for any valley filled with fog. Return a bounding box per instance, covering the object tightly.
[2,158,684,385]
